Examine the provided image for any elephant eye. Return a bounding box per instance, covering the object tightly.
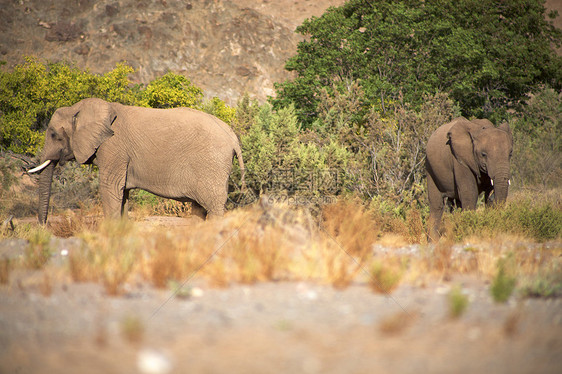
[481,151,487,158]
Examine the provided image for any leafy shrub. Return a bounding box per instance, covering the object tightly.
[511,87,562,188]
[139,71,203,109]
[369,260,403,294]
[0,58,140,155]
[200,96,237,124]
[0,153,22,215]
[272,0,562,125]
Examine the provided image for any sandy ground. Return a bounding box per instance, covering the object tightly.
[0,217,561,374]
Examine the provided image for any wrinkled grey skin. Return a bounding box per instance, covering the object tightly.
[33,98,245,224]
[425,117,513,241]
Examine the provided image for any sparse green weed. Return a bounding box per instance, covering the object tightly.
[519,264,562,298]
[120,314,144,344]
[23,227,52,269]
[491,254,517,303]
[369,260,403,294]
[448,285,469,318]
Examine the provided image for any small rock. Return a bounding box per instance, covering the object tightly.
[191,287,204,298]
[137,348,172,374]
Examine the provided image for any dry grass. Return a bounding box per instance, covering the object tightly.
[319,200,379,288]
[48,209,101,238]
[146,227,218,288]
[0,192,558,297]
[226,225,290,284]
[69,219,139,295]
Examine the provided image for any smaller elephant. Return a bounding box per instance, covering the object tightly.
[425,117,513,241]
[28,98,245,223]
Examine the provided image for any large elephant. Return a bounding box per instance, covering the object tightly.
[28,98,245,224]
[425,117,513,241]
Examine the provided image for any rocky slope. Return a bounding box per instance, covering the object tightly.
[0,0,345,104]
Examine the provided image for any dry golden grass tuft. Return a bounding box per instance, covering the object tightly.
[145,225,220,288]
[319,200,379,288]
[69,219,139,295]
[503,307,523,336]
[226,225,290,284]
[48,209,100,238]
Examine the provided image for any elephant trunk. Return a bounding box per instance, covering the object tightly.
[37,161,56,224]
[490,165,510,205]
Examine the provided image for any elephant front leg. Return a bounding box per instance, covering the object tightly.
[454,162,478,210]
[427,174,444,242]
[98,169,128,220]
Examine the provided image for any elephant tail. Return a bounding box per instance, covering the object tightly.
[234,144,246,192]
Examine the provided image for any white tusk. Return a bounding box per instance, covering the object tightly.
[27,160,52,174]
[491,179,494,186]
[508,179,511,186]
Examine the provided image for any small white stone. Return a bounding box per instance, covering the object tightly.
[137,349,172,374]
[191,287,204,298]
[60,249,68,256]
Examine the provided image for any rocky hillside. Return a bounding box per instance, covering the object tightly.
[0,0,345,104]
[1,0,559,105]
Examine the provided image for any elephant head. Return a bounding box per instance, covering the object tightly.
[447,119,513,204]
[28,98,115,224]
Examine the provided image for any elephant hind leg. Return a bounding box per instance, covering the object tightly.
[190,201,207,220]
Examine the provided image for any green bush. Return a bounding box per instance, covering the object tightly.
[199,96,237,124]
[272,0,562,126]
[139,71,203,109]
[0,59,236,158]
[511,87,562,188]
[0,58,141,155]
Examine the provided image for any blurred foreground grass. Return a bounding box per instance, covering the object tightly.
[0,190,560,299]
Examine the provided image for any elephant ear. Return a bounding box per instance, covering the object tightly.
[499,121,513,140]
[71,98,115,164]
[447,119,484,175]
